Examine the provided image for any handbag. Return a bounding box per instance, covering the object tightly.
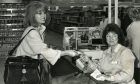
[4,56,40,84]
[4,29,41,84]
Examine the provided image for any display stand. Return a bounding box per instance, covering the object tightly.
[63,27,105,50]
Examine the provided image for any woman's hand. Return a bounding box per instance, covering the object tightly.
[61,50,82,57]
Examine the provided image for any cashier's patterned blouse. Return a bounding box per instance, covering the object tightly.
[99,44,135,84]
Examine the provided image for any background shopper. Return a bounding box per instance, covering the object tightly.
[127,7,140,84]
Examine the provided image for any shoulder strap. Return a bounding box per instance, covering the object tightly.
[8,29,35,56]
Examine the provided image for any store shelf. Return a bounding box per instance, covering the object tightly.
[62,20,83,24]
[0,41,18,44]
[0,23,23,25]
[0,13,24,16]
[0,29,24,32]
[0,3,25,57]
[0,8,25,10]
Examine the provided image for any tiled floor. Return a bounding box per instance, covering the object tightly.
[0,30,63,84]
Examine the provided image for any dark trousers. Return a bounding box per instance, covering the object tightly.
[134,68,140,84]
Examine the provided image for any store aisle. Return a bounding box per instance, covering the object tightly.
[45,29,63,49]
[0,30,64,84]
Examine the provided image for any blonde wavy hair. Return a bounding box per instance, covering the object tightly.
[24,1,50,27]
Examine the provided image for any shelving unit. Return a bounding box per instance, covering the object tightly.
[48,7,84,34]
[0,3,25,57]
[92,10,104,26]
[48,6,104,34]
[48,11,64,33]
[62,7,84,27]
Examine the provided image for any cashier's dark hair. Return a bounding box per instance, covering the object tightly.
[102,23,125,46]
[24,1,50,27]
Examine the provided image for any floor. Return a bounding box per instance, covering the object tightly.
[0,29,63,84]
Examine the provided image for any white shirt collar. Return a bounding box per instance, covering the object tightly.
[107,44,122,53]
[38,25,46,33]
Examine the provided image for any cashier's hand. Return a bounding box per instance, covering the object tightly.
[96,74,106,81]
[61,50,82,57]
[96,74,112,81]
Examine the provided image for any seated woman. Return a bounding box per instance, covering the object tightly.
[83,23,135,84]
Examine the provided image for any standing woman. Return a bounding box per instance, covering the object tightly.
[15,1,78,84]
[127,7,140,84]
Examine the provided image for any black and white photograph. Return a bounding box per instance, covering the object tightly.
[0,0,140,84]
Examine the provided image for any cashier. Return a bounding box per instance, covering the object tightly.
[97,23,135,84]
[84,23,135,84]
